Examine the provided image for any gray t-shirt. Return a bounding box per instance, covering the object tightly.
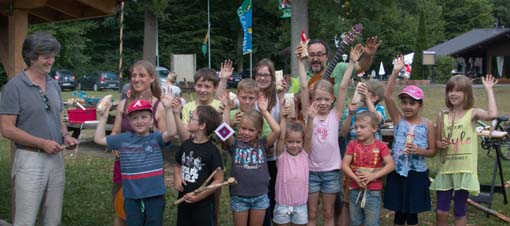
[0,71,64,147]
[228,138,270,196]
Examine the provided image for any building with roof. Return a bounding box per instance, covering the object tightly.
[427,28,510,78]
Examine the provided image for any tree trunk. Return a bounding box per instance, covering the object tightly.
[143,9,158,66]
[291,0,308,77]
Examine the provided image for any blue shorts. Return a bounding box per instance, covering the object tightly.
[309,170,342,193]
[273,204,307,225]
[230,194,270,212]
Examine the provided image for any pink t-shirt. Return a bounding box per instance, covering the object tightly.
[275,150,309,206]
[309,110,341,172]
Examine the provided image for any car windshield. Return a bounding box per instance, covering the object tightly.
[58,70,72,76]
[103,72,117,80]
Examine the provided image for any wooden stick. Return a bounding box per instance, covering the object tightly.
[199,167,221,189]
[174,177,237,205]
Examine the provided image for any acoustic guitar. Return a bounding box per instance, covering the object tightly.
[308,24,364,88]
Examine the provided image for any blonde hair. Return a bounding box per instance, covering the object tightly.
[355,111,379,128]
[241,110,264,136]
[445,75,474,110]
[312,80,334,97]
[237,78,259,94]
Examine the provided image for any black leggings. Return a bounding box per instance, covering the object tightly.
[394,212,418,225]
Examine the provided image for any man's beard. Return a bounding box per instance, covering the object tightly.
[310,60,325,73]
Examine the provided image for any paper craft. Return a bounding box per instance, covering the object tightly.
[215,122,235,141]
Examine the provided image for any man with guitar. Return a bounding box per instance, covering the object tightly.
[306,36,381,95]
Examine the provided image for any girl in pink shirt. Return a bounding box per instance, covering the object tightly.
[273,104,310,226]
[297,44,364,226]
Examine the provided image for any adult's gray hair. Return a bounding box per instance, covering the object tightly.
[22,31,60,66]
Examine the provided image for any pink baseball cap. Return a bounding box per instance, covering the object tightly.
[398,85,424,100]
[127,100,153,115]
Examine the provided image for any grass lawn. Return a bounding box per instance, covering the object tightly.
[1,85,510,225]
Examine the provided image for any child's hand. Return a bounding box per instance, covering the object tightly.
[281,102,291,118]
[357,83,369,97]
[307,101,319,119]
[392,55,405,73]
[112,150,120,158]
[257,93,269,113]
[277,79,288,94]
[404,142,418,155]
[170,96,182,114]
[160,92,175,109]
[348,103,359,116]
[219,90,231,108]
[482,74,498,90]
[233,111,244,127]
[174,175,187,192]
[295,43,307,61]
[438,137,450,150]
[183,192,200,204]
[353,175,366,188]
[363,36,381,56]
[358,171,377,185]
[219,59,233,80]
[349,44,364,63]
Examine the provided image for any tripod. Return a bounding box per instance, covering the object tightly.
[471,116,509,216]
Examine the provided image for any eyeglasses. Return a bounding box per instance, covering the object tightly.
[39,89,50,111]
[309,52,326,58]
[255,73,271,78]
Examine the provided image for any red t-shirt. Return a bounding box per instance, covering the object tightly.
[345,139,391,190]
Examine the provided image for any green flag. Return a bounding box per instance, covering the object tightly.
[201,31,209,56]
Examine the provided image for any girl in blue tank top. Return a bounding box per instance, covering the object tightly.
[382,56,437,226]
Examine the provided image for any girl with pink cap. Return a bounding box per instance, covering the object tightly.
[382,55,437,226]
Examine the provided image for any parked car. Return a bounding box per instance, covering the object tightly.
[227,69,252,88]
[156,66,170,86]
[78,71,120,91]
[51,69,75,90]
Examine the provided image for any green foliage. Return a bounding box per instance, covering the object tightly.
[411,11,427,80]
[0,65,6,87]
[492,0,510,28]
[30,21,98,78]
[434,55,457,83]
[441,0,494,40]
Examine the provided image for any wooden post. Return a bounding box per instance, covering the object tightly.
[7,9,28,78]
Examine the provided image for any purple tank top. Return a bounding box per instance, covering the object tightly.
[121,99,161,132]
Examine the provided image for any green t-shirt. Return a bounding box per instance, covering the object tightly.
[306,62,357,95]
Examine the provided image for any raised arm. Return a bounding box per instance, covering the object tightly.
[304,102,318,153]
[355,36,381,72]
[171,96,191,142]
[220,91,235,146]
[296,43,310,115]
[111,99,126,135]
[473,74,498,122]
[384,55,405,124]
[94,102,112,146]
[215,59,233,99]
[160,94,177,142]
[340,103,358,137]
[276,104,290,157]
[258,93,281,146]
[335,44,363,119]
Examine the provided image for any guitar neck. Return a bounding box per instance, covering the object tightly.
[322,43,347,80]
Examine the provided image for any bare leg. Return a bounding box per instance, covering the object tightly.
[436,210,449,226]
[321,193,337,226]
[454,216,467,226]
[234,211,249,226]
[249,209,266,226]
[307,192,320,226]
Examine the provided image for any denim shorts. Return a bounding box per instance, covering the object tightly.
[349,189,381,226]
[273,204,307,225]
[308,170,342,193]
[230,194,270,212]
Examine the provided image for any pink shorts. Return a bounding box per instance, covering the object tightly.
[113,160,122,184]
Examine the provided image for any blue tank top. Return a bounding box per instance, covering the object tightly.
[392,119,429,177]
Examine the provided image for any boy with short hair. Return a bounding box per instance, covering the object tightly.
[182,67,223,126]
[227,78,260,128]
[340,79,387,141]
[95,98,177,226]
[341,111,394,226]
